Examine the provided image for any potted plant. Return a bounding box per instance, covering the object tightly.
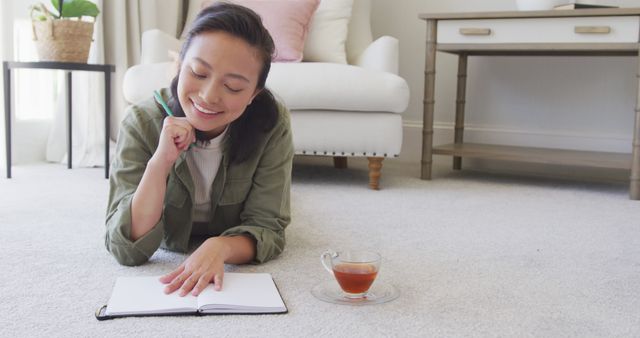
[30,0,100,63]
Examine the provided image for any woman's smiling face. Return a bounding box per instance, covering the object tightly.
[177,31,263,139]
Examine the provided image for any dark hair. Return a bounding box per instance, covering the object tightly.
[168,2,279,164]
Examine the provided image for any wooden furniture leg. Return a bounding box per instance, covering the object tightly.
[66,71,72,169]
[3,62,11,179]
[631,49,640,199]
[453,54,468,170]
[421,19,437,180]
[367,157,383,190]
[105,69,111,179]
[333,156,348,169]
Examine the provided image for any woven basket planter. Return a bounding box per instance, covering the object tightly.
[32,19,94,63]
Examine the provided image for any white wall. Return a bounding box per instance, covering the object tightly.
[371,0,640,176]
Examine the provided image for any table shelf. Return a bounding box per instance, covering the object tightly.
[436,43,639,56]
[434,143,632,169]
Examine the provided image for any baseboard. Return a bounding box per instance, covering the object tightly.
[397,121,632,182]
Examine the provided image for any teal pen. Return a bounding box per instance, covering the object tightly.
[153,90,193,150]
[153,90,175,116]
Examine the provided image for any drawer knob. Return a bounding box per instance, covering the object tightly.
[574,26,611,34]
[459,28,492,36]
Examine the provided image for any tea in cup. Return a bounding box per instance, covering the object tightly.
[321,250,381,298]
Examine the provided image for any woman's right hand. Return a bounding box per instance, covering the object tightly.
[152,116,195,169]
[129,116,193,241]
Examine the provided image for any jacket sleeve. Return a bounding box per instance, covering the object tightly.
[104,107,165,266]
[221,108,294,264]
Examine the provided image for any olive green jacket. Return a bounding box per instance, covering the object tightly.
[105,90,293,266]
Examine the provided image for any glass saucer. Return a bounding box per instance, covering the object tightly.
[311,280,399,306]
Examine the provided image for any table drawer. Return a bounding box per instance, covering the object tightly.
[438,16,640,44]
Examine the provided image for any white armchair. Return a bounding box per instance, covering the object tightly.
[122,0,410,189]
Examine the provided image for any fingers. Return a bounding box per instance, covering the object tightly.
[213,273,223,291]
[159,265,184,284]
[163,271,223,297]
[179,275,200,297]
[172,129,193,150]
[162,117,194,150]
[191,273,214,296]
[176,131,195,150]
[169,272,222,296]
[173,130,194,150]
[162,270,222,296]
[161,241,227,296]
[183,272,224,296]
[163,272,189,295]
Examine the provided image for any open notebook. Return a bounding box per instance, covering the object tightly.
[96,273,287,320]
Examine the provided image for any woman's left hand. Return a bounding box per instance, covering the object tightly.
[159,238,230,296]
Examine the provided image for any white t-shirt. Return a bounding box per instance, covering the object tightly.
[185,128,228,223]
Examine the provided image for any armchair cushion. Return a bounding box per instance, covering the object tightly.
[267,62,408,113]
[303,0,353,64]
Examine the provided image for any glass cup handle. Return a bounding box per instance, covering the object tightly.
[320,250,337,275]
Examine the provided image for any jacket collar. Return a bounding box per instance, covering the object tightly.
[174,152,194,199]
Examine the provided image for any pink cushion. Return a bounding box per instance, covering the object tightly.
[202,0,320,62]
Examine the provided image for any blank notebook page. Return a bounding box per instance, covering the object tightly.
[197,273,285,311]
[106,276,197,315]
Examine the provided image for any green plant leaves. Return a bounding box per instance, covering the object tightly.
[51,0,60,17]
[50,0,100,18]
[30,3,56,20]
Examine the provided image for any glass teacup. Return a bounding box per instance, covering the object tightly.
[321,250,381,299]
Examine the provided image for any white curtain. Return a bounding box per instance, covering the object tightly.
[46,0,108,166]
[45,0,185,167]
[0,1,8,173]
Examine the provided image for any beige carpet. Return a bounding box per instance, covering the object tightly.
[0,159,639,337]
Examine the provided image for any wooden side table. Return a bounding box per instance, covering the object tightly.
[419,8,640,200]
[3,61,115,179]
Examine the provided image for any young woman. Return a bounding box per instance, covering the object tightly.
[105,3,293,297]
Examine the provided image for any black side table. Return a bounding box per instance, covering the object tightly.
[3,61,115,179]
